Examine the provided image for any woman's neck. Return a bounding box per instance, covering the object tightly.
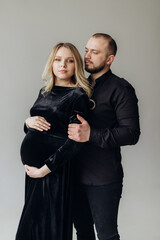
[55,78,75,87]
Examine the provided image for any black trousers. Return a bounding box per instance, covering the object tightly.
[73,181,122,240]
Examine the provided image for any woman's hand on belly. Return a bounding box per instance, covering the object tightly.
[25,116,51,132]
[25,164,51,178]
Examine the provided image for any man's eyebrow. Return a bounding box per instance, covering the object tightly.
[85,47,100,52]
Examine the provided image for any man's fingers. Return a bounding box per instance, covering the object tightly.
[68,124,79,129]
[68,134,74,140]
[68,133,78,141]
[77,114,86,123]
[68,130,76,137]
[68,126,81,134]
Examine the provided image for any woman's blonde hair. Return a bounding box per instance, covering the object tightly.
[42,42,92,98]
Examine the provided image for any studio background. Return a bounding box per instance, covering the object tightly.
[0,0,160,239]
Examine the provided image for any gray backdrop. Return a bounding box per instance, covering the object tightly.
[0,0,160,239]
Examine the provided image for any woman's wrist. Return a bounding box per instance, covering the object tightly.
[40,165,51,177]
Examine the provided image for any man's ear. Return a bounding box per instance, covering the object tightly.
[106,55,115,65]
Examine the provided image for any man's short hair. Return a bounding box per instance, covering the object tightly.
[92,33,117,56]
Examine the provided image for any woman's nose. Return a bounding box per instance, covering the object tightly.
[60,60,66,67]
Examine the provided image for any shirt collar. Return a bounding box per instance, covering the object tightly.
[88,69,112,86]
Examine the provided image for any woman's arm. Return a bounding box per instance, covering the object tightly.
[25,164,51,178]
[25,92,90,178]
[23,89,51,133]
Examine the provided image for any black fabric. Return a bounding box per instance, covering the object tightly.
[74,70,140,185]
[73,182,123,240]
[16,86,90,240]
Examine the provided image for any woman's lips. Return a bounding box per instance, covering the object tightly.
[59,70,67,73]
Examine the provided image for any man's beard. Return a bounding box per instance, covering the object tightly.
[85,61,106,74]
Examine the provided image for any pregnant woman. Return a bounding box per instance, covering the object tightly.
[16,42,92,240]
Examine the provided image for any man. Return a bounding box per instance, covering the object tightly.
[68,33,140,240]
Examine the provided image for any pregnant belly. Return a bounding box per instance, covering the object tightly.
[20,129,66,167]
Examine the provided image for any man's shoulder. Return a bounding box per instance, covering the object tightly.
[108,72,137,101]
[109,71,132,89]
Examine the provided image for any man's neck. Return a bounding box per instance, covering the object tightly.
[91,67,110,85]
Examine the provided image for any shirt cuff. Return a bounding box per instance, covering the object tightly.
[89,128,102,144]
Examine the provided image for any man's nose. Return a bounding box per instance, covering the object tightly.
[85,51,91,59]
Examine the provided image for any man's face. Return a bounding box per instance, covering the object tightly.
[84,37,109,74]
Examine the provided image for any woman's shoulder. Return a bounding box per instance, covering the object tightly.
[72,87,88,99]
[40,86,89,102]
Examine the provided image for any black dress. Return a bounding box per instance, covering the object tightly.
[16,86,90,240]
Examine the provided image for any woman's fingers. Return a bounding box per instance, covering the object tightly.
[36,117,51,130]
[38,117,51,126]
[26,116,51,131]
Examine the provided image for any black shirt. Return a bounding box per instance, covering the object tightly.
[75,70,140,185]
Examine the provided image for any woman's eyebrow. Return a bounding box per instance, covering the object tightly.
[55,56,74,58]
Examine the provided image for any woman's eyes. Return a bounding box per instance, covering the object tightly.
[54,58,74,63]
[55,58,61,61]
[67,59,74,63]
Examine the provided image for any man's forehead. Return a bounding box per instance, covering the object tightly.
[86,37,108,50]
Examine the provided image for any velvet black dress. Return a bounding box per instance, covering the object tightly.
[16,86,90,240]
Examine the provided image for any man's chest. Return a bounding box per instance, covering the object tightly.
[90,87,117,128]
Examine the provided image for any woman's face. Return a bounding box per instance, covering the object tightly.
[53,47,75,86]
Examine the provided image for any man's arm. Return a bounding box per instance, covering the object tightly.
[68,114,90,142]
[68,85,140,148]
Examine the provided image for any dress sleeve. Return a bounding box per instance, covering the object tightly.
[89,85,140,149]
[24,123,29,134]
[45,93,90,172]
[23,89,43,134]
